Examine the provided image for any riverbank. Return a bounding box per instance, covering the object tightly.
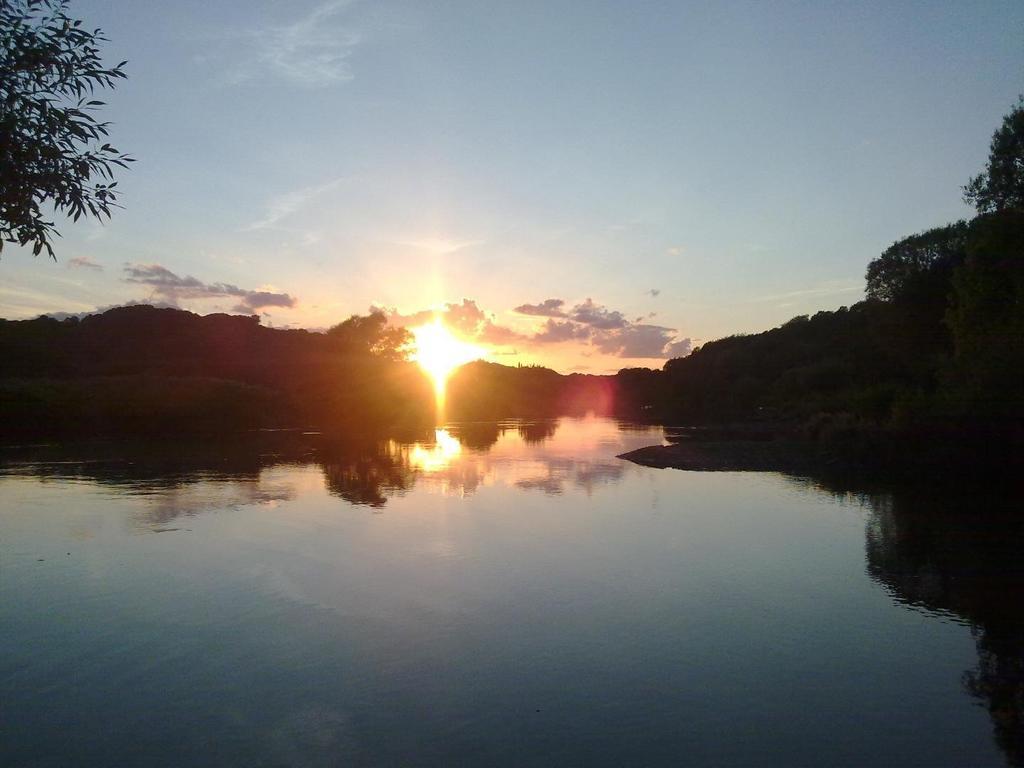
[618,440,822,473]
[618,424,1022,480]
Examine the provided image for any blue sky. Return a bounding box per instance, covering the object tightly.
[2,0,1022,372]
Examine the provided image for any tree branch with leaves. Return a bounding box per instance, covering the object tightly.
[1,0,133,258]
[963,95,1024,214]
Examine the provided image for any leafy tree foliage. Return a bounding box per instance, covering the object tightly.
[659,304,912,424]
[1,0,132,258]
[964,95,1024,214]
[946,210,1024,419]
[326,312,412,360]
[865,222,969,303]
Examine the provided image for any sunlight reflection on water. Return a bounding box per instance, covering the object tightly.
[406,428,462,473]
[389,416,664,498]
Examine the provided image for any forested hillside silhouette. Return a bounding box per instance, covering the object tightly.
[0,306,433,436]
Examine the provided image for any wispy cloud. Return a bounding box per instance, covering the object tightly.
[67,256,103,272]
[226,1,361,88]
[246,177,344,231]
[747,281,862,304]
[393,237,484,255]
[124,264,297,314]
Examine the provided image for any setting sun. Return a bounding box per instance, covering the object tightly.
[411,319,485,409]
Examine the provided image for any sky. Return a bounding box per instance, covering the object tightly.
[2,0,1022,373]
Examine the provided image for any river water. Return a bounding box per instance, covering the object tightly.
[1,417,1020,767]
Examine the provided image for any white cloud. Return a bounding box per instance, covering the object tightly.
[747,281,862,304]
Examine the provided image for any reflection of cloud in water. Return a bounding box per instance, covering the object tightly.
[515,458,625,496]
[397,416,661,498]
[133,479,297,530]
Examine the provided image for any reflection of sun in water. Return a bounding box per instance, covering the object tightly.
[408,428,462,473]
[411,319,485,415]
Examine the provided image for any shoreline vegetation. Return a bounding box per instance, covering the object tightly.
[1,218,1019,476]
[617,426,1017,478]
[2,103,1022,475]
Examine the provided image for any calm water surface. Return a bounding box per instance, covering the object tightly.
[2,417,1021,767]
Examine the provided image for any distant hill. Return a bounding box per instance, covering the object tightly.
[0,305,433,437]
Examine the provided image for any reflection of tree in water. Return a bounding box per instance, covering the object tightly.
[446,422,502,451]
[428,419,560,451]
[841,480,1024,767]
[518,420,559,445]
[318,442,415,508]
[0,439,291,528]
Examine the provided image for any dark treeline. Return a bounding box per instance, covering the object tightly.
[2,100,1021,453]
[0,308,434,437]
[656,208,1022,435]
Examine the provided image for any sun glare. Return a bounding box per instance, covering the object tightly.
[411,319,484,412]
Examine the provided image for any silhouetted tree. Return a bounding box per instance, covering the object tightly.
[964,96,1024,214]
[938,97,1024,422]
[945,210,1024,419]
[865,222,969,303]
[326,311,411,360]
[0,0,132,258]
